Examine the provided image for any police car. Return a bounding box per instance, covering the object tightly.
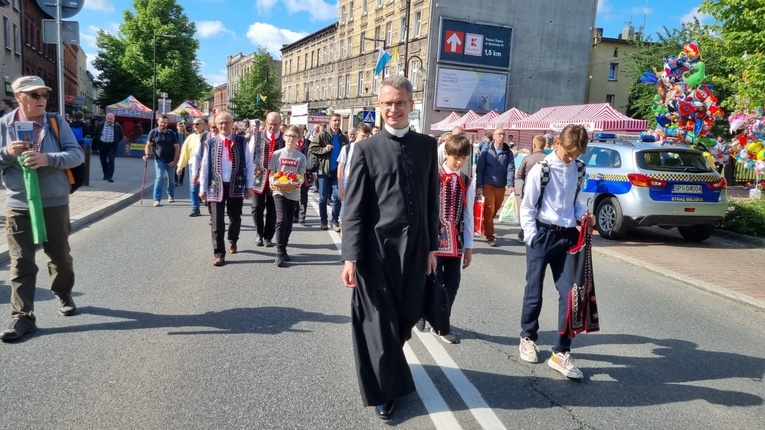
[579,133,728,241]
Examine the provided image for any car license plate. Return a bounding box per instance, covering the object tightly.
[672,184,702,194]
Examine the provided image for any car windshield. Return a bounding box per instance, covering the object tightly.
[637,150,713,173]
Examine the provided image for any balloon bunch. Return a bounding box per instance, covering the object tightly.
[727,107,765,170]
[639,42,723,146]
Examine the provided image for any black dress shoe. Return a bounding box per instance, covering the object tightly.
[107,178,114,183]
[274,254,284,267]
[264,239,274,247]
[256,236,264,247]
[375,400,395,420]
[283,253,291,262]
[0,319,37,342]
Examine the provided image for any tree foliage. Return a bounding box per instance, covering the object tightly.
[623,19,735,134]
[700,0,765,111]
[93,0,210,113]
[228,47,282,120]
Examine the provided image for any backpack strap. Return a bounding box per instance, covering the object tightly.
[47,114,76,186]
[535,160,551,211]
[574,159,585,206]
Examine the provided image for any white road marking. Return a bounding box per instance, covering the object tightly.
[313,194,503,429]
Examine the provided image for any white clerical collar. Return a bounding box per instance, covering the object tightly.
[384,123,409,138]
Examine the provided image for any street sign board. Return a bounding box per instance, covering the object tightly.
[438,19,512,69]
[43,20,80,44]
[38,0,84,19]
[362,110,376,124]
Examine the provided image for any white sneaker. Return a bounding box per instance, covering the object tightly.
[430,327,458,344]
[168,196,175,203]
[519,337,539,363]
[153,201,161,207]
[547,351,584,379]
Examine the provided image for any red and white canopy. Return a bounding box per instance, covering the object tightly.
[430,110,481,131]
[485,108,530,130]
[430,111,461,131]
[507,103,647,132]
[464,110,501,131]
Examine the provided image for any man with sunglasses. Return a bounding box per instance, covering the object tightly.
[0,76,84,342]
[94,112,124,182]
[177,118,209,217]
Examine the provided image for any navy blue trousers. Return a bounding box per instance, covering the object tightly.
[520,225,578,353]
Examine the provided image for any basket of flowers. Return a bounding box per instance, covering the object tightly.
[270,171,303,192]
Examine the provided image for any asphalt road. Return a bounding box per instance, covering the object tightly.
[0,197,763,429]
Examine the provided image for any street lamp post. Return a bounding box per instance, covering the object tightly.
[153,34,176,126]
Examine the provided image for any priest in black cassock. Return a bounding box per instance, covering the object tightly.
[341,76,439,420]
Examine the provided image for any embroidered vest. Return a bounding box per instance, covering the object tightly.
[435,166,470,258]
[206,134,247,202]
[252,131,284,194]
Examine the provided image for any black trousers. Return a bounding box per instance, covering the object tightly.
[520,225,578,353]
[210,182,244,258]
[99,141,116,179]
[295,185,309,222]
[274,194,298,255]
[435,256,462,309]
[251,190,276,240]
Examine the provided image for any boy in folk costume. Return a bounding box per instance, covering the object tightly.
[424,134,475,344]
[518,124,594,379]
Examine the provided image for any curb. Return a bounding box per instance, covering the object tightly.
[592,247,765,311]
[0,183,153,265]
[713,228,765,247]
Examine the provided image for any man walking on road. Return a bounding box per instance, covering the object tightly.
[144,114,179,207]
[94,112,123,182]
[341,76,439,420]
[0,76,85,342]
[199,112,254,266]
[250,111,284,247]
[309,113,349,232]
[177,118,208,217]
[476,127,516,247]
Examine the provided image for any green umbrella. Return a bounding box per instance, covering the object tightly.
[18,155,47,244]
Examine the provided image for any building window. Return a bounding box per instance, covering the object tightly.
[305,53,308,70]
[385,22,392,47]
[399,17,407,42]
[608,63,618,80]
[13,23,20,55]
[340,41,344,59]
[338,76,344,98]
[606,94,615,106]
[358,71,364,96]
[3,17,10,51]
[347,37,352,58]
[341,5,347,24]
[362,0,368,14]
[613,47,619,57]
[374,25,381,49]
[410,59,421,88]
[349,1,354,21]
[346,74,351,98]
[304,83,309,101]
[329,79,333,100]
[377,0,383,8]
[360,31,366,54]
[13,0,21,11]
[414,11,422,37]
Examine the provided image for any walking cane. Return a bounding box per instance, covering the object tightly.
[140,157,148,204]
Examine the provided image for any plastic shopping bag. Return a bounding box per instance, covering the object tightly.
[499,195,519,224]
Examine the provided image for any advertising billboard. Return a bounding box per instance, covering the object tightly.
[439,18,512,69]
[434,66,508,112]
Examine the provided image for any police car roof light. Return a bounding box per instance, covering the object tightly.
[593,132,617,140]
[640,134,657,142]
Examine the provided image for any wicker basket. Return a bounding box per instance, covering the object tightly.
[271,182,301,192]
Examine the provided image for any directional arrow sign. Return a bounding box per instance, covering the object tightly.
[444,30,463,54]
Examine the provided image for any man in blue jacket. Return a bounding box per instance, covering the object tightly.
[476,127,515,247]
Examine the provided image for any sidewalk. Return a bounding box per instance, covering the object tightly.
[1,157,764,311]
[0,156,155,262]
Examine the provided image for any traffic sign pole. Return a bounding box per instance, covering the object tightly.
[56,0,64,114]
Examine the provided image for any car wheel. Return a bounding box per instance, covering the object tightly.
[677,224,715,242]
[595,197,627,240]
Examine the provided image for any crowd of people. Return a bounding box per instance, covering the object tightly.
[0,75,596,422]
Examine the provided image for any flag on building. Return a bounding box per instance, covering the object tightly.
[375,47,391,75]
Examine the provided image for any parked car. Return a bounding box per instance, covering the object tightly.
[579,134,728,241]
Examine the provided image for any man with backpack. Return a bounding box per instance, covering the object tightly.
[0,76,84,342]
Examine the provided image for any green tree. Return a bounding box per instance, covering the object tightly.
[623,19,734,134]
[700,0,765,111]
[93,0,210,112]
[228,47,282,120]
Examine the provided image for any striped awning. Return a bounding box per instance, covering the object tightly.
[507,103,647,132]
[464,110,501,131]
[430,111,461,131]
[485,108,530,130]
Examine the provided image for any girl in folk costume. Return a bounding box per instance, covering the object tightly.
[269,125,307,267]
[426,134,475,344]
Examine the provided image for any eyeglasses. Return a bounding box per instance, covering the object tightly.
[283,134,299,139]
[380,100,410,111]
[25,92,50,100]
[193,123,204,126]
